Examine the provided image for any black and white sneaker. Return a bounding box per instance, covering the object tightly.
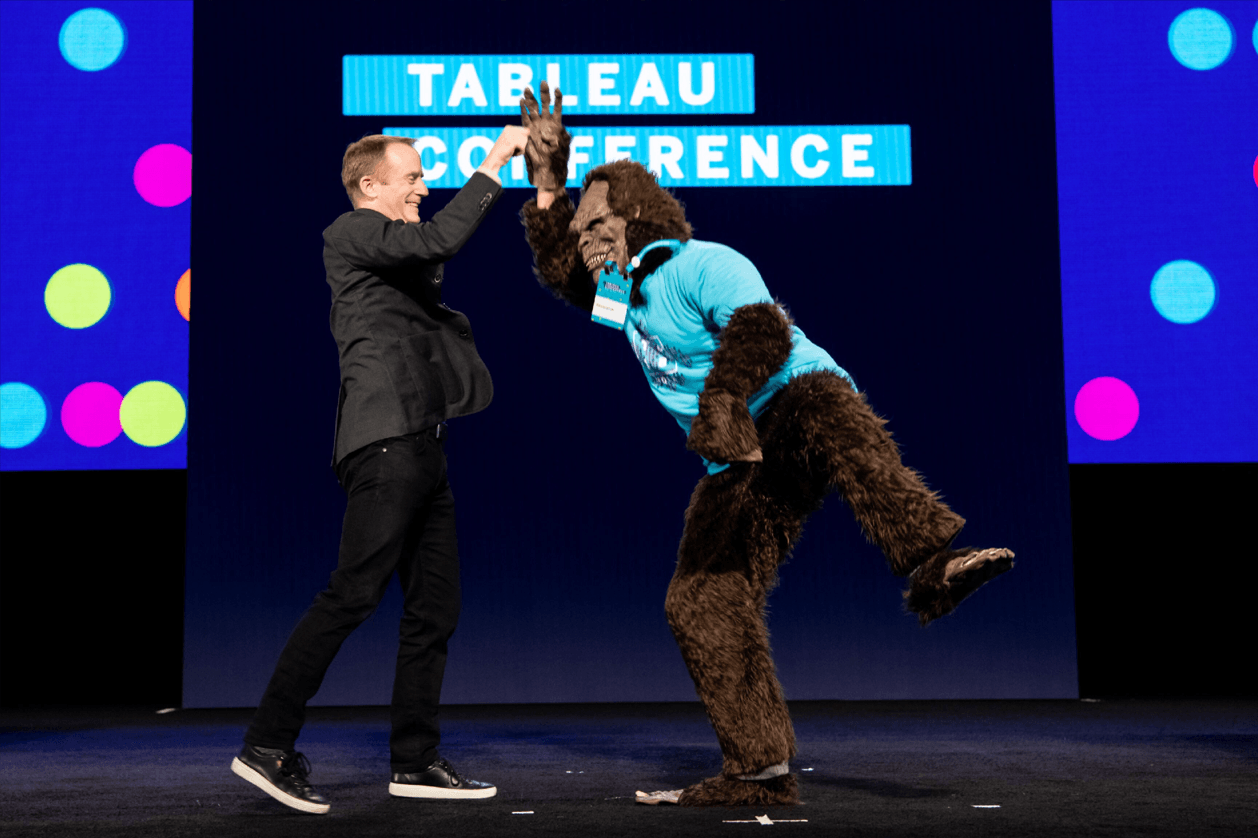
[231,744,331,814]
[389,758,497,799]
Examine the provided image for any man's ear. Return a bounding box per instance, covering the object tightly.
[359,175,377,201]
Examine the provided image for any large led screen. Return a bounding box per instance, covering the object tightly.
[0,1,191,470]
[184,2,1077,707]
[1054,1,1258,463]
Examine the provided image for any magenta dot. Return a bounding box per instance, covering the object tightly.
[61,382,123,447]
[133,143,191,207]
[1074,377,1140,441]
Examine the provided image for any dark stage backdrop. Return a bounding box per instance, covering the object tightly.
[184,1,1076,707]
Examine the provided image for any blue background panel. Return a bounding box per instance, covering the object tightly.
[0,1,192,471]
[186,1,1076,707]
[1053,1,1258,463]
[343,53,755,115]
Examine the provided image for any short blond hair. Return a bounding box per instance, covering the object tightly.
[341,134,416,206]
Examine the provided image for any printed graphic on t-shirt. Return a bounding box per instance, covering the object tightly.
[629,321,691,392]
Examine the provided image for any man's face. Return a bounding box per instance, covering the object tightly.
[569,180,631,274]
[367,142,428,223]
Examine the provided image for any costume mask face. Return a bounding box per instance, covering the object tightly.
[569,180,635,274]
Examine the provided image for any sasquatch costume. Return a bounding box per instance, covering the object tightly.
[518,85,1013,807]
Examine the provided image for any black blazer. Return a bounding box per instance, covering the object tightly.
[323,172,503,464]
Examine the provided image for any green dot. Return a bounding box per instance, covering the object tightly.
[45,264,112,329]
[120,381,186,447]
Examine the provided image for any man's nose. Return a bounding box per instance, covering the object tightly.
[416,180,429,197]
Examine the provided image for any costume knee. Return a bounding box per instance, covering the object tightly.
[756,372,965,575]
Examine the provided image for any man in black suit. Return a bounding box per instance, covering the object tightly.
[231,126,528,814]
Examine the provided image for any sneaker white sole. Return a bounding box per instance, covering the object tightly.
[231,757,331,814]
[388,781,497,800]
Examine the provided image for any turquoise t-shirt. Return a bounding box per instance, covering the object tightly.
[621,239,854,473]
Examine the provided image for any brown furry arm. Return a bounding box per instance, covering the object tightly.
[520,192,595,312]
[687,303,794,464]
[705,303,795,396]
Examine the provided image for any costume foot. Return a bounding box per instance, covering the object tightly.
[905,547,1014,626]
[231,744,330,814]
[676,773,799,807]
[389,758,497,799]
[635,788,683,805]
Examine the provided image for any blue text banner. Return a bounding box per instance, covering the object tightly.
[383,125,912,188]
[346,54,755,115]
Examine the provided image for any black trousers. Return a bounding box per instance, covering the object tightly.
[244,427,460,773]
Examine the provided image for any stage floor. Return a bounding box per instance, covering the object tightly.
[1,700,1255,837]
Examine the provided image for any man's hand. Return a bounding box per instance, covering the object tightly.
[475,125,530,182]
[521,82,570,206]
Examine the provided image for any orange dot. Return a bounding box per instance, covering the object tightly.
[175,269,190,321]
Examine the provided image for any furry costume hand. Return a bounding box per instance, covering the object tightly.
[521,82,570,192]
[687,302,795,462]
[688,388,763,463]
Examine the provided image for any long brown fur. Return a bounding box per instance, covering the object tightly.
[688,389,762,464]
[753,372,966,576]
[520,193,593,311]
[668,371,970,797]
[706,303,794,396]
[688,304,794,464]
[522,153,1011,808]
[678,774,799,807]
[667,468,802,781]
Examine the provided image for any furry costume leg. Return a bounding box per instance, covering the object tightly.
[756,371,1010,625]
[665,460,823,806]
[756,371,966,574]
[662,372,1010,806]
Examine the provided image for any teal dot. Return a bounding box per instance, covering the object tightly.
[58,8,127,72]
[0,382,48,448]
[1253,18,1257,55]
[1151,260,1216,324]
[1169,8,1234,70]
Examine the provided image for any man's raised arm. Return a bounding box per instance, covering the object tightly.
[328,126,527,269]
